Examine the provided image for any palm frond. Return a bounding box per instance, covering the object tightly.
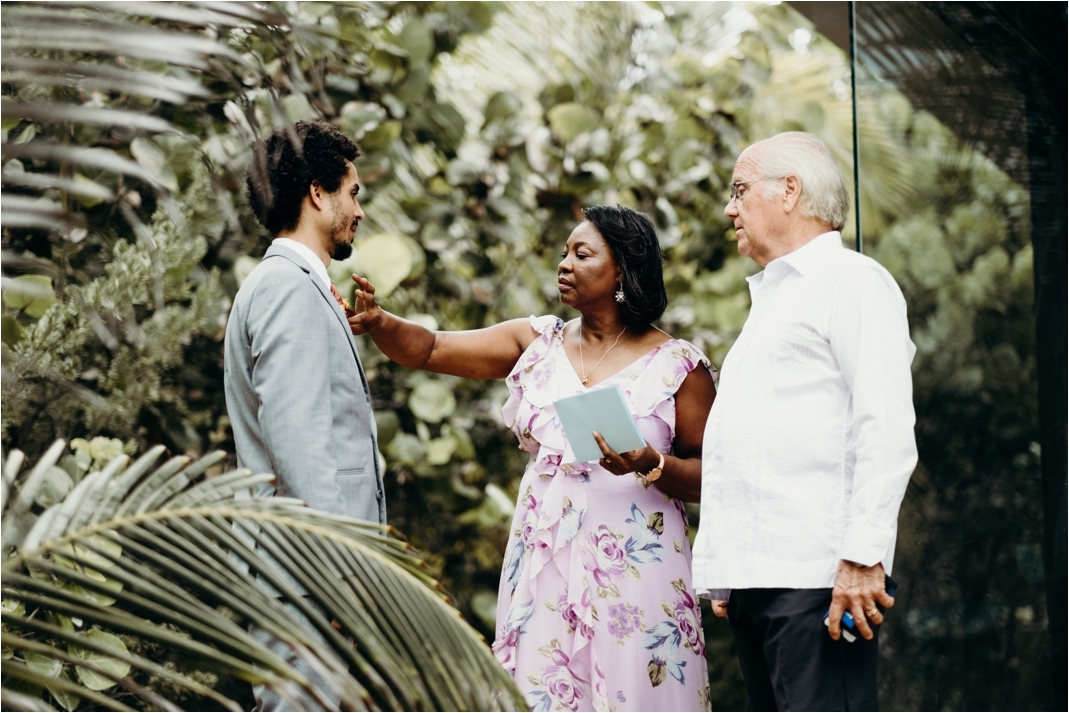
[0,57,211,103]
[1,100,178,134]
[0,0,271,236]
[750,46,915,234]
[2,442,525,711]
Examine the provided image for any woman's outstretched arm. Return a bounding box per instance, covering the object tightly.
[347,275,539,379]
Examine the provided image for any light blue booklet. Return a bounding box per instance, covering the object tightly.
[554,384,646,463]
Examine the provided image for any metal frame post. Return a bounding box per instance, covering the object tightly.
[849,1,862,253]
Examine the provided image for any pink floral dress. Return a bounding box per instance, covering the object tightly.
[493,315,713,712]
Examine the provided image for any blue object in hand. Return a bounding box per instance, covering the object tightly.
[822,575,898,642]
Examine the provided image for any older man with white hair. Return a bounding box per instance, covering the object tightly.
[693,132,918,711]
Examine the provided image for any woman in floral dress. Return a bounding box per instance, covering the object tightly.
[349,205,716,711]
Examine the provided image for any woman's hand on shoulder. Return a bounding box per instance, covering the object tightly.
[350,286,544,379]
[348,275,383,335]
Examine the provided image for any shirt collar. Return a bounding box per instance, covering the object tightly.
[745,231,843,288]
[774,231,843,277]
[272,237,331,289]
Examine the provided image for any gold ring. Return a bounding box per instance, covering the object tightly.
[866,608,879,618]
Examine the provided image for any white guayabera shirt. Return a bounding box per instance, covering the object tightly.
[693,232,918,596]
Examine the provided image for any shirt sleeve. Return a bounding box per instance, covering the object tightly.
[829,264,919,568]
[246,269,346,514]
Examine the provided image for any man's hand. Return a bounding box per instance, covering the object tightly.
[712,600,729,618]
[348,275,382,335]
[827,560,894,641]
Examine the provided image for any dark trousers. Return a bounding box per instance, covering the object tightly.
[727,588,880,712]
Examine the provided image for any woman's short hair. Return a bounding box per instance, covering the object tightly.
[753,132,849,231]
[582,205,667,326]
[247,121,360,235]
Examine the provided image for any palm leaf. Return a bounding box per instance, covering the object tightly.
[0,57,211,103]
[0,0,283,236]
[0,100,178,134]
[2,442,526,711]
[749,45,915,235]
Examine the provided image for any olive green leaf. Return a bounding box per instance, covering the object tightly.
[2,275,57,319]
[33,467,72,509]
[408,380,457,424]
[70,629,132,691]
[354,233,425,297]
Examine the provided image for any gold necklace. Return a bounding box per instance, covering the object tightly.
[578,322,628,386]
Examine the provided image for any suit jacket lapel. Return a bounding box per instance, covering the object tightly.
[263,244,364,368]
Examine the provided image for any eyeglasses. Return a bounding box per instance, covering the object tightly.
[729,178,779,203]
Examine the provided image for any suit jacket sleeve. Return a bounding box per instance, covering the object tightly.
[245,266,346,514]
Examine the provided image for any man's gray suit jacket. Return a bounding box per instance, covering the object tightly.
[223,242,385,524]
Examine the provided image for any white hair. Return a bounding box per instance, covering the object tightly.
[750,132,849,231]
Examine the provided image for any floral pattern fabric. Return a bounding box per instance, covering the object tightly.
[493,315,713,712]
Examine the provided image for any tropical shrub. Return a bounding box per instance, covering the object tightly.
[1,0,496,459]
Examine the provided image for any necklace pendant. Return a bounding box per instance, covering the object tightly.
[582,377,589,386]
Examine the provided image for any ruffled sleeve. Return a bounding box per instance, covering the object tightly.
[501,316,565,453]
[622,339,714,443]
[500,315,595,475]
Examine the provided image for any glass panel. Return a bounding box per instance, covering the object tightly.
[848,3,1062,709]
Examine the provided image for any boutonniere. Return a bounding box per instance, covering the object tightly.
[338,296,357,318]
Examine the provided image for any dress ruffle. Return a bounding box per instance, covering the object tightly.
[502,316,713,470]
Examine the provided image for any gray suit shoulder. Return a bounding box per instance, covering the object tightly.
[235,254,317,309]
[241,252,306,288]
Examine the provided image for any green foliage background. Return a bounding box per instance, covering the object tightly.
[1,1,1048,709]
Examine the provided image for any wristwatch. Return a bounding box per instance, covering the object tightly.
[641,450,665,484]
